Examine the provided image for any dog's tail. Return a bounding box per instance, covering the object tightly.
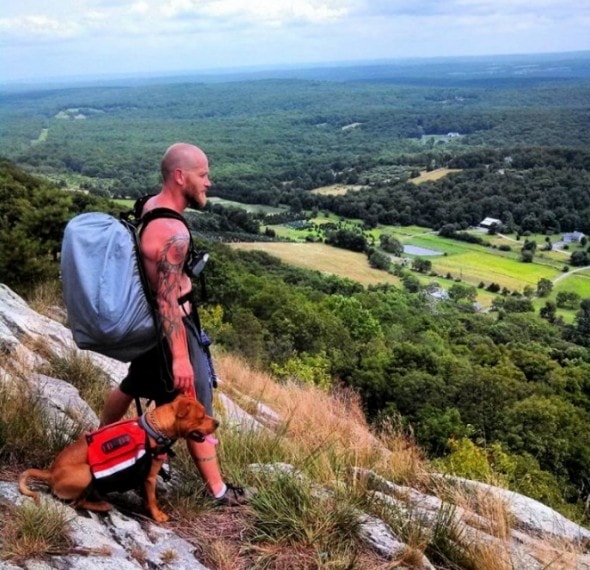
[18,469,51,501]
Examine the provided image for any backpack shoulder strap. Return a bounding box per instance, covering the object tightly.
[138,207,191,237]
[133,194,155,220]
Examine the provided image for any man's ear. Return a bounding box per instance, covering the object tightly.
[172,167,185,186]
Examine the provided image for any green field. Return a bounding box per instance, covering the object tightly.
[114,199,134,207]
[430,251,560,290]
[208,197,287,214]
[554,269,590,297]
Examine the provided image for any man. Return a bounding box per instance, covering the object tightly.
[100,142,245,506]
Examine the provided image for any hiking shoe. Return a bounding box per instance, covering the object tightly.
[213,482,253,507]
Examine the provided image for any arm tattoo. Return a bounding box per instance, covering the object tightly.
[156,234,189,338]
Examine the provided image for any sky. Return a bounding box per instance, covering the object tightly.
[2,0,590,83]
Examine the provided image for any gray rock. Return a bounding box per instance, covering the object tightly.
[217,392,267,432]
[0,482,209,570]
[250,463,435,568]
[433,474,590,542]
[27,373,99,432]
[0,284,127,385]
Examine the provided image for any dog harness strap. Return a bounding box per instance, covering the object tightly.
[138,414,175,450]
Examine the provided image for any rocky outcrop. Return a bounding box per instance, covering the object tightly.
[0,284,127,385]
[1,284,589,569]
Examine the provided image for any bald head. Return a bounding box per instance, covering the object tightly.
[161,143,207,183]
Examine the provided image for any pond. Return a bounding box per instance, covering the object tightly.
[403,245,444,256]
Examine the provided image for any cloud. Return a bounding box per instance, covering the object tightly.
[128,0,351,27]
[350,0,589,19]
[3,0,589,45]
[1,0,589,82]
[0,15,83,40]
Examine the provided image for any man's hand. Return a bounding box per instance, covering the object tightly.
[172,356,195,396]
[172,358,195,396]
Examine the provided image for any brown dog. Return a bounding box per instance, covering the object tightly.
[19,394,218,522]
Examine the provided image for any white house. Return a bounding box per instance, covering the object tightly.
[563,231,586,244]
[479,217,502,229]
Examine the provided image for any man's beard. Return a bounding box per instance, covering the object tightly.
[187,196,205,211]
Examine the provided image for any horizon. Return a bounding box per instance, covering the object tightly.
[3,49,590,90]
[2,0,590,84]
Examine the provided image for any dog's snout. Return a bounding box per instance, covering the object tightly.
[213,419,220,429]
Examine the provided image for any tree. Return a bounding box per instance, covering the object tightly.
[492,296,534,313]
[368,250,391,271]
[402,273,421,293]
[379,234,403,256]
[523,285,535,299]
[501,395,586,485]
[570,250,590,267]
[536,278,553,298]
[325,228,367,252]
[556,291,581,309]
[539,300,557,323]
[573,299,590,346]
[412,258,432,273]
[448,283,477,304]
[520,239,537,263]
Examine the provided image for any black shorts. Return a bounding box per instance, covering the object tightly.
[119,316,214,415]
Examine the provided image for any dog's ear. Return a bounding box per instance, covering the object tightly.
[176,396,191,419]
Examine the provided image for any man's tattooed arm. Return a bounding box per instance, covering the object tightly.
[156,234,189,342]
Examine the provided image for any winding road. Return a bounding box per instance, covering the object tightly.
[552,264,590,285]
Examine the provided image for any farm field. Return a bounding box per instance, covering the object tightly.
[532,269,590,323]
[553,268,590,297]
[430,250,561,291]
[208,197,287,214]
[310,184,365,196]
[229,240,504,308]
[262,220,575,300]
[409,168,462,184]
[229,242,401,287]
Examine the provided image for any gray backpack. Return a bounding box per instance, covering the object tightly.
[61,207,195,362]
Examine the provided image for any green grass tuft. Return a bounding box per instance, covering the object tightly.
[38,350,111,416]
[0,500,73,562]
[0,382,83,468]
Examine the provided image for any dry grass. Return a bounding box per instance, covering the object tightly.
[229,242,400,287]
[0,379,82,468]
[310,184,365,196]
[409,168,463,185]
[37,349,112,415]
[0,500,73,562]
[26,279,65,322]
[159,353,431,569]
[216,353,426,486]
[169,507,257,570]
